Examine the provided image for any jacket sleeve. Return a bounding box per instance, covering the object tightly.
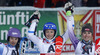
[67,15,79,50]
[0,43,5,54]
[62,29,69,45]
[27,22,42,45]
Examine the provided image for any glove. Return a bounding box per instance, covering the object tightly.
[31,10,41,19]
[25,10,41,27]
[64,2,74,13]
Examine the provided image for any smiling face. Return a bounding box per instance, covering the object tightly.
[82,31,92,42]
[45,29,55,40]
[9,36,19,46]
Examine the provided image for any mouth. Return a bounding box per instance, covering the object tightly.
[84,37,90,40]
[47,35,51,37]
[11,43,16,46]
[85,37,89,39]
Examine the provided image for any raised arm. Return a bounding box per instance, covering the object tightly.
[25,11,42,44]
[64,2,79,50]
[67,15,79,50]
[28,22,41,44]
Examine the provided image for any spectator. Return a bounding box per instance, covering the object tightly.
[97,0,100,6]
[56,0,68,7]
[70,0,82,7]
[8,0,33,6]
[0,0,10,6]
[45,0,54,8]
[82,0,98,7]
[33,0,45,8]
[82,0,88,6]
[45,0,69,8]
[87,0,98,7]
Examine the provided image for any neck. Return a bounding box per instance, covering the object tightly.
[45,38,55,43]
[82,40,92,45]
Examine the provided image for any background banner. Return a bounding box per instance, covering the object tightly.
[0,10,59,43]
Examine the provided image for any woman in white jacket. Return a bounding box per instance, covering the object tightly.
[0,28,21,55]
[25,8,74,55]
[65,2,95,55]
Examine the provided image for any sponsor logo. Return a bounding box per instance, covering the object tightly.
[95,47,100,54]
[55,41,63,51]
[12,32,18,35]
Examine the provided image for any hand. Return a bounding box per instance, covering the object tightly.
[64,2,74,13]
[24,10,41,27]
[31,10,41,19]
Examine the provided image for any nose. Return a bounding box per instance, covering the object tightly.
[12,39,15,42]
[85,32,89,36]
[48,32,51,35]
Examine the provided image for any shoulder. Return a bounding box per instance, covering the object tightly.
[0,43,6,54]
[0,42,5,47]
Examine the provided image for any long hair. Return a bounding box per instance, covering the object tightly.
[16,38,20,55]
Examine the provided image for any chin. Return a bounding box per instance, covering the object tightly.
[11,44,16,46]
[48,39,51,40]
[85,40,89,42]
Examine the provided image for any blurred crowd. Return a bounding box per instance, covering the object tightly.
[0,0,100,8]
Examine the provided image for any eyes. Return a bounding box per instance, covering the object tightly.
[10,37,18,40]
[46,30,54,33]
[83,32,91,34]
[45,29,54,33]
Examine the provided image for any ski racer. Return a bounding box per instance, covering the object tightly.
[0,28,21,55]
[65,2,95,55]
[25,4,74,55]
